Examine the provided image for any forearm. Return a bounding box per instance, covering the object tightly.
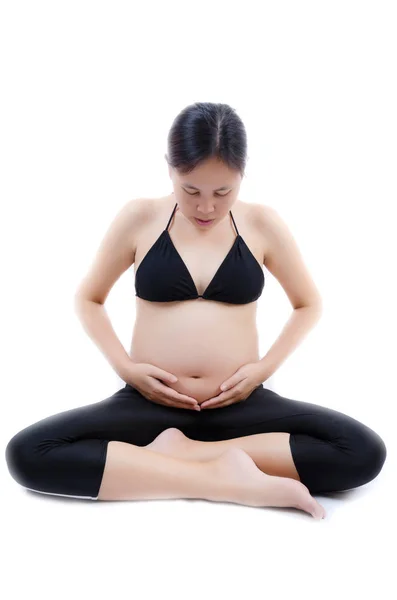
[74,298,133,379]
[258,305,322,380]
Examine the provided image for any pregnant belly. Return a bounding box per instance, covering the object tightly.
[129,308,260,403]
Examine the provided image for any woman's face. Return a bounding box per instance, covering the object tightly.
[167,156,242,229]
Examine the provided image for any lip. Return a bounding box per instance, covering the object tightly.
[195,217,215,225]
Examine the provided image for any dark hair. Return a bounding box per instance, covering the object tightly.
[165,102,247,178]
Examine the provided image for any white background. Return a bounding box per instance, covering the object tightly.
[1,1,395,598]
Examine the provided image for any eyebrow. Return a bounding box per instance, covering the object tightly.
[183,184,231,191]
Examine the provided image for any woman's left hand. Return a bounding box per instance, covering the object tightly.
[200,362,265,409]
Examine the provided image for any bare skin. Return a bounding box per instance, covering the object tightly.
[87,159,327,508]
[127,189,326,510]
[146,428,302,481]
[130,190,266,405]
[145,429,326,519]
[209,448,326,519]
[98,439,325,519]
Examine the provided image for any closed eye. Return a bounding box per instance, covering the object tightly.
[185,191,230,197]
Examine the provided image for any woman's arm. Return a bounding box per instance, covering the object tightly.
[74,299,133,379]
[74,198,148,378]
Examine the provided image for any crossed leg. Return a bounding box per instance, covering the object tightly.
[143,382,387,496]
[145,429,301,481]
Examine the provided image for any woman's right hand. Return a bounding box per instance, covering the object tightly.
[123,362,200,411]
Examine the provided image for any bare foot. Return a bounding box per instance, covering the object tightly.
[209,447,326,520]
[145,428,194,457]
[146,430,326,519]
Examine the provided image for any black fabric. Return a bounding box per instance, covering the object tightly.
[5,383,387,499]
[135,202,265,304]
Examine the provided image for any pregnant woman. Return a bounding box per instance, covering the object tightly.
[5,102,387,519]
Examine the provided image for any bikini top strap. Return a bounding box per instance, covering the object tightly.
[230,210,239,236]
[166,202,178,231]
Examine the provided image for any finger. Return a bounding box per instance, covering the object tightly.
[202,393,239,408]
[175,394,199,406]
[164,383,198,405]
[166,394,199,410]
[201,399,223,409]
[157,385,198,406]
[171,402,199,410]
[201,402,223,409]
[175,391,199,404]
[157,397,196,410]
[158,380,195,402]
[203,399,236,409]
[200,393,225,408]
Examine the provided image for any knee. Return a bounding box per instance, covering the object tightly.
[352,425,387,486]
[5,428,38,490]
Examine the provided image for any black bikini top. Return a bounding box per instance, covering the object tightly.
[134,202,265,304]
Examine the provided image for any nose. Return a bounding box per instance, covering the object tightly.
[197,205,215,215]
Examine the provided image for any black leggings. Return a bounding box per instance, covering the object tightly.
[5,382,387,499]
